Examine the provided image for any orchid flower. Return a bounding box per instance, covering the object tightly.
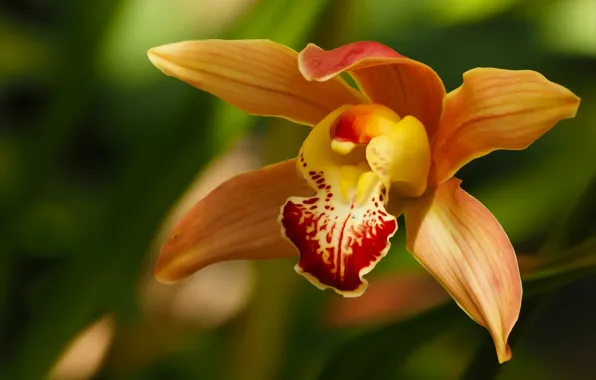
[148,40,579,362]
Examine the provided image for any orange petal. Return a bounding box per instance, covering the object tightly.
[155,160,310,283]
[148,40,364,126]
[432,68,581,184]
[404,178,522,363]
[298,42,445,136]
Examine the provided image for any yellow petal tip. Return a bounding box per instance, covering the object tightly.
[146,45,178,73]
[496,343,513,364]
[153,247,185,285]
[153,233,206,284]
[153,270,178,285]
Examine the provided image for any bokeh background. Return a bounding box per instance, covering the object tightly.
[1,0,595,379]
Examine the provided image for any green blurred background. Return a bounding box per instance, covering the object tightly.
[1,0,595,379]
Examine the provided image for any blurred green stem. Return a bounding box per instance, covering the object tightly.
[228,260,298,380]
[541,174,596,255]
[524,236,596,296]
[223,0,338,377]
[0,244,12,355]
[227,116,306,380]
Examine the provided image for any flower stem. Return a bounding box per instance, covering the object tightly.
[541,174,596,255]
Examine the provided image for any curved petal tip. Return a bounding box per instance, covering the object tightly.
[405,178,522,363]
[154,233,196,284]
[433,68,581,183]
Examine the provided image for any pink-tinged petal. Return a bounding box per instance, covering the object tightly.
[404,178,522,363]
[432,68,581,184]
[155,160,310,283]
[148,40,364,126]
[280,107,398,297]
[298,42,446,136]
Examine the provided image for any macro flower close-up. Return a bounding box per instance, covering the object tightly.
[147,39,579,363]
[5,1,596,379]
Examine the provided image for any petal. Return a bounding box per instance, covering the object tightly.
[155,160,310,283]
[281,107,398,297]
[148,40,364,126]
[432,68,581,184]
[298,42,446,136]
[366,116,431,197]
[404,178,522,363]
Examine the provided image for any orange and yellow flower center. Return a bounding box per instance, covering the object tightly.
[330,103,402,144]
[280,103,432,296]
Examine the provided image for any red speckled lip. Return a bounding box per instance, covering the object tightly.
[281,179,397,296]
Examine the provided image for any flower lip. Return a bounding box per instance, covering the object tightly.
[280,107,399,296]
